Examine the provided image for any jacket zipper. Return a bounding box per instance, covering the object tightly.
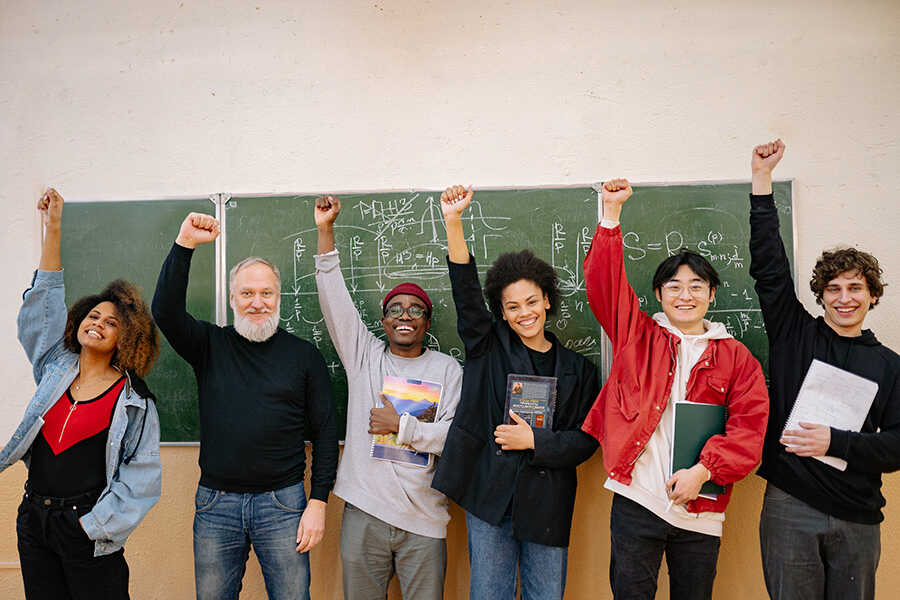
[58,400,79,444]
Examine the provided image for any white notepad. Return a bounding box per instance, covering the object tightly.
[783,359,879,471]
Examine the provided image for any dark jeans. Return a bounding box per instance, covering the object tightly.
[609,493,720,600]
[16,488,129,600]
[759,483,880,600]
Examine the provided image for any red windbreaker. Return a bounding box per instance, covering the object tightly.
[581,223,769,514]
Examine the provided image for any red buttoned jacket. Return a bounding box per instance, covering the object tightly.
[581,223,769,514]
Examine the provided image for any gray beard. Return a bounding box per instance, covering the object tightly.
[233,310,279,342]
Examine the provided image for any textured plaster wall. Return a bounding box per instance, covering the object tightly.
[1,1,898,598]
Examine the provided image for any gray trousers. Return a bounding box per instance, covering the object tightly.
[759,483,880,600]
[340,502,446,600]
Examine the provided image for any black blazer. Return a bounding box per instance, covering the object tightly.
[431,257,599,547]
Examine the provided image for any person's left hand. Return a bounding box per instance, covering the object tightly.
[369,394,401,434]
[781,422,831,457]
[666,463,710,506]
[296,499,327,553]
[494,411,535,450]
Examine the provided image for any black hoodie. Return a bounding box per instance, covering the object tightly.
[749,193,900,524]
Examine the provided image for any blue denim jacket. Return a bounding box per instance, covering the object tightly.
[0,269,162,557]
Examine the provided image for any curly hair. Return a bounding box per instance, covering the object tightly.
[64,280,160,377]
[810,247,885,309]
[483,250,561,320]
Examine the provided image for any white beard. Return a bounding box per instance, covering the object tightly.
[233,308,280,342]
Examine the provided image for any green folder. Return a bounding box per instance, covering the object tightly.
[672,402,727,496]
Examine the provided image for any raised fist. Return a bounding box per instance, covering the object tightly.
[37,188,64,228]
[752,139,785,174]
[440,184,473,219]
[314,195,341,228]
[176,212,220,248]
[602,178,633,206]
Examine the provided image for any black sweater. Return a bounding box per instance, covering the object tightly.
[749,193,900,524]
[431,257,599,546]
[152,244,338,499]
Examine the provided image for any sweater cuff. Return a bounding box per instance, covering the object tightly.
[314,248,340,271]
[171,241,195,259]
[308,486,331,503]
[827,427,851,460]
[446,253,478,273]
[396,413,416,445]
[749,193,775,209]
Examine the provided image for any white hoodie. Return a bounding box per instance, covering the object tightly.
[605,312,733,537]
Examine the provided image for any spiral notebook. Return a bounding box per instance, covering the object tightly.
[782,359,879,471]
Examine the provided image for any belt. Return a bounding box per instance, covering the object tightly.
[24,485,102,511]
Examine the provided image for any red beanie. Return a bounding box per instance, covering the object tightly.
[382,282,433,317]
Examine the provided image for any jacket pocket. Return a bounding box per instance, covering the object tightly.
[695,376,728,405]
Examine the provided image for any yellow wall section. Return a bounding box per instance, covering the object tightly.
[2,448,899,598]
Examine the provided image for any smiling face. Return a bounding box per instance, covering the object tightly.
[230,262,281,342]
[77,301,120,357]
[821,270,876,337]
[654,264,715,335]
[500,279,550,346]
[381,293,431,357]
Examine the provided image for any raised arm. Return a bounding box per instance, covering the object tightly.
[583,179,653,351]
[440,185,494,356]
[748,140,812,341]
[313,195,382,371]
[151,213,219,365]
[18,189,69,378]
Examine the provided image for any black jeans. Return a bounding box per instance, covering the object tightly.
[609,493,721,600]
[759,483,879,600]
[16,488,129,600]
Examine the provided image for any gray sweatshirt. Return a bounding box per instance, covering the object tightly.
[315,250,463,538]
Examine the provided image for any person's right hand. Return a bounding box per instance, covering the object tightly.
[176,212,220,249]
[752,139,785,174]
[440,185,473,220]
[314,195,341,228]
[602,178,632,206]
[38,188,64,229]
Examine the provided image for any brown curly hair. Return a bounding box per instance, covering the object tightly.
[64,280,159,377]
[809,247,885,309]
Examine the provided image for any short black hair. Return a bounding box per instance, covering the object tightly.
[651,251,721,294]
[483,250,560,320]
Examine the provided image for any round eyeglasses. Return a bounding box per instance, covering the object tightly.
[384,304,427,319]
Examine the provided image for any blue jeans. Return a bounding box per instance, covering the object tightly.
[609,494,720,600]
[466,511,568,600]
[759,483,880,600]
[193,481,310,600]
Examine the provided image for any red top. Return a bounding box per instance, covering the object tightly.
[581,223,769,514]
[41,377,125,454]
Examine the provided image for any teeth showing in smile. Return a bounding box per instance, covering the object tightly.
[395,326,413,333]
[87,330,102,339]
[518,317,537,327]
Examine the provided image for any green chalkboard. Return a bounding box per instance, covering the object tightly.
[224,188,601,440]
[61,199,216,442]
[617,181,793,376]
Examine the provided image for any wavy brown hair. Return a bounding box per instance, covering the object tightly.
[810,247,885,309]
[64,280,159,377]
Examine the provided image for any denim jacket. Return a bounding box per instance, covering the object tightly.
[0,269,162,557]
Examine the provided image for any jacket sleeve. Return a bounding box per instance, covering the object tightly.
[583,223,655,352]
[17,269,69,383]
[530,359,601,469]
[699,346,769,484]
[305,346,339,502]
[748,194,813,342]
[396,360,463,456]
[151,243,209,366]
[447,256,494,358]
[828,373,900,474]
[314,250,381,375]
[80,397,162,548]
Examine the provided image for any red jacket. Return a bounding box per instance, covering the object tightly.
[581,223,769,514]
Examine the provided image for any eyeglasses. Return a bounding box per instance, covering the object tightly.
[384,304,427,319]
[660,282,711,297]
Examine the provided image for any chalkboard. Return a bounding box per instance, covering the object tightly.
[224,188,601,440]
[616,181,794,376]
[61,199,216,442]
[56,182,792,442]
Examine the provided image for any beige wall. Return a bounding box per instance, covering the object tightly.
[1,1,898,598]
